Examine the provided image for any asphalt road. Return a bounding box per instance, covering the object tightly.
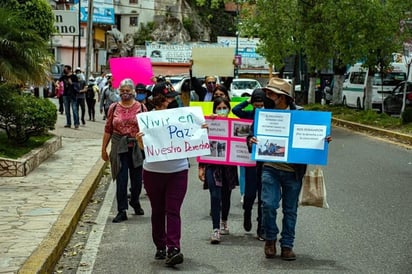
[53,125,411,274]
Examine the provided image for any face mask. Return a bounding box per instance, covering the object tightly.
[136,93,146,101]
[121,93,133,100]
[167,99,179,109]
[216,109,229,116]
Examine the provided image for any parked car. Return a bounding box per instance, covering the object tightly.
[383,81,412,115]
[230,78,262,97]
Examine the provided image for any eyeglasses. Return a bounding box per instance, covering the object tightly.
[207,81,216,85]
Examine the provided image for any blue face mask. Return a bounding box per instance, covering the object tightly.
[216,109,229,116]
[136,93,146,101]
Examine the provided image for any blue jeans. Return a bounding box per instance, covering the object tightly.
[63,96,79,126]
[261,166,302,248]
[206,166,232,230]
[116,148,143,212]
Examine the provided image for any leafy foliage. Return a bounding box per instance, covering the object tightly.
[0,0,55,40]
[133,22,155,45]
[0,84,57,144]
[0,6,54,85]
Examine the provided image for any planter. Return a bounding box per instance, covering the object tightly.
[0,135,62,177]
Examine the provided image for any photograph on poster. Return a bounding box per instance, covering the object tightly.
[256,137,288,161]
[209,140,227,158]
[232,122,251,137]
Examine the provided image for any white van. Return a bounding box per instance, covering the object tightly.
[342,62,407,110]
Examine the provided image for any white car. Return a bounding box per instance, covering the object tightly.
[230,78,262,97]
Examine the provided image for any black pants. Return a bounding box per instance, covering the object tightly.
[86,98,96,120]
[77,98,86,124]
[243,165,263,235]
[58,96,64,114]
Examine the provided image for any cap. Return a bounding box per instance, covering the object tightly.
[152,82,179,98]
[105,73,112,78]
[75,67,82,72]
[250,88,265,103]
[89,77,95,81]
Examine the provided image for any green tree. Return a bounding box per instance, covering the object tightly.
[0,0,55,40]
[0,4,54,86]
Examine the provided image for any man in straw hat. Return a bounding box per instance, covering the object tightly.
[247,78,331,260]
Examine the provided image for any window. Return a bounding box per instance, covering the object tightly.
[350,72,366,85]
[129,0,138,4]
[129,16,138,26]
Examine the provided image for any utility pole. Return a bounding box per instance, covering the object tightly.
[85,0,94,81]
[234,1,240,78]
[78,0,81,68]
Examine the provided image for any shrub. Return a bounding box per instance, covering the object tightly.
[0,84,57,144]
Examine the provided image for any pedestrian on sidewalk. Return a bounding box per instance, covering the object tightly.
[100,74,120,120]
[75,68,87,126]
[198,97,239,245]
[233,88,266,240]
[101,78,147,223]
[85,77,99,121]
[59,65,80,129]
[138,82,189,267]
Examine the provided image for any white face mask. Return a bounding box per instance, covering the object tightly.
[216,109,229,116]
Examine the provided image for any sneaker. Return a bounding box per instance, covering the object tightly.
[243,210,252,232]
[64,125,71,128]
[210,229,221,244]
[155,249,166,260]
[112,211,127,223]
[281,247,296,261]
[220,221,229,235]
[264,240,276,259]
[74,125,79,129]
[165,247,183,266]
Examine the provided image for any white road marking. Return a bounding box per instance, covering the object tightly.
[76,178,116,274]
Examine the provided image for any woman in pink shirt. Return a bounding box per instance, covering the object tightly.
[101,78,147,223]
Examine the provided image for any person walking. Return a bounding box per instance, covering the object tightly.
[75,68,87,125]
[248,78,331,260]
[101,78,146,223]
[59,65,80,129]
[138,82,189,266]
[85,77,99,121]
[100,75,120,120]
[232,88,266,240]
[199,97,239,244]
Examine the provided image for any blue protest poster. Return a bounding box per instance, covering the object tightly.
[251,109,332,165]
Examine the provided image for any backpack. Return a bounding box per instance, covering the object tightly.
[86,85,95,99]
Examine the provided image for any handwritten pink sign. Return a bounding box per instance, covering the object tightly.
[109,57,154,88]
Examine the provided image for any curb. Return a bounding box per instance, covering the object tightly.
[332,117,412,146]
[17,158,109,274]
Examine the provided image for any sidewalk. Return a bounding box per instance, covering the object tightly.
[0,99,107,274]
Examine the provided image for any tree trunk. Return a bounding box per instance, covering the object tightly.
[332,74,345,105]
[364,71,373,110]
[308,77,316,104]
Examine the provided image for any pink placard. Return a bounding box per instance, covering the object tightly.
[197,117,256,167]
[109,57,154,88]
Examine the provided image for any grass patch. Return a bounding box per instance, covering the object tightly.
[304,104,412,135]
[0,131,53,159]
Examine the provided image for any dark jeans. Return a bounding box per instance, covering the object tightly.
[143,169,188,250]
[58,96,64,114]
[116,148,143,212]
[243,166,262,234]
[86,98,96,120]
[63,95,79,126]
[206,166,232,230]
[77,97,86,124]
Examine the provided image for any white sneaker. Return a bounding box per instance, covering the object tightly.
[240,195,244,204]
[210,229,221,244]
[220,221,229,235]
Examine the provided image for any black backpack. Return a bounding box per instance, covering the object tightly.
[86,85,95,99]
